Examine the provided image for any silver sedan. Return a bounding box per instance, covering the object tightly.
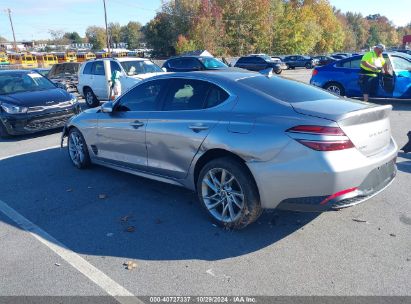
[61,71,397,229]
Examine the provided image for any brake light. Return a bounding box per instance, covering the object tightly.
[287,125,346,136]
[287,125,354,151]
[312,69,318,76]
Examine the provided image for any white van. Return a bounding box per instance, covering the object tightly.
[77,57,165,107]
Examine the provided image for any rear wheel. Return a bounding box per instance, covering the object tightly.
[324,82,345,96]
[305,62,312,69]
[274,69,282,74]
[197,157,262,229]
[68,128,90,169]
[84,87,99,108]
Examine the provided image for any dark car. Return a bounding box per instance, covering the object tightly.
[330,54,348,60]
[32,68,51,77]
[310,52,411,98]
[283,55,317,69]
[47,62,81,92]
[162,56,229,72]
[313,56,336,66]
[0,70,79,137]
[234,54,282,74]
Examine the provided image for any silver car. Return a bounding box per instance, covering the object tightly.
[61,71,397,229]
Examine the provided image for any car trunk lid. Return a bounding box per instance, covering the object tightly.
[292,99,392,157]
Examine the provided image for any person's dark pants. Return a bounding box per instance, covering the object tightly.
[358,74,378,96]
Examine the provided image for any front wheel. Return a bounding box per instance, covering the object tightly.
[68,128,90,169]
[274,69,282,74]
[324,82,345,96]
[305,62,312,69]
[0,122,11,138]
[197,157,262,229]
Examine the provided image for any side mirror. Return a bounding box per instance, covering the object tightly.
[101,101,114,113]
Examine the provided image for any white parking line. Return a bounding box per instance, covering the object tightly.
[0,145,61,161]
[0,199,143,304]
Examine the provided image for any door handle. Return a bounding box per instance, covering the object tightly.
[189,124,209,132]
[130,121,144,129]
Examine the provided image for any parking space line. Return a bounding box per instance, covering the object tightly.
[0,199,143,304]
[0,145,61,161]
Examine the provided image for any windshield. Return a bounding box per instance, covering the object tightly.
[198,57,228,69]
[120,60,162,76]
[0,73,56,95]
[48,63,79,78]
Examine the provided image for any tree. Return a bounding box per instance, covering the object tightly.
[0,35,7,42]
[85,26,106,50]
[64,32,83,44]
[49,29,70,45]
[108,23,122,47]
[175,34,197,54]
[122,22,142,49]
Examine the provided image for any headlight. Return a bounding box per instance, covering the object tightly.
[1,102,28,114]
[69,94,78,105]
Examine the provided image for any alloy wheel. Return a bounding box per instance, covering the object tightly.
[201,168,245,223]
[68,131,85,167]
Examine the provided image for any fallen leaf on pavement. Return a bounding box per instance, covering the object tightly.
[55,263,61,267]
[352,218,368,223]
[124,261,137,270]
[126,226,135,232]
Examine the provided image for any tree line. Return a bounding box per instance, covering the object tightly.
[142,0,411,57]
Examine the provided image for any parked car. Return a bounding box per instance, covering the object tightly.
[313,56,336,66]
[283,55,318,69]
[62,71,397,229]
[330,55,347,60]
[271,56,288,70]
[310,52,411,98]
[77,57,164,108]
[0,70,79,137]
[32,68,51,77]
[234,54,282,74]
[162,56,229,72]
[47,62,81,93]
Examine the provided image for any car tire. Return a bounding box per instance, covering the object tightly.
[305,62,312,69]
[197,157,262,229]
[324,82,345,96]
[67,127,91,169]
[0,121,11,138]
[274,69,282,74]
[84,87,99,108]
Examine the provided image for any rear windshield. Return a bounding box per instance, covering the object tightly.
[238,76,339,103]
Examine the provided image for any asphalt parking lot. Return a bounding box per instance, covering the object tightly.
[0,68,410,300]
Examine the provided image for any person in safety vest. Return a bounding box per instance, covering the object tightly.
[359,43,388,102]
[110,69,122,100]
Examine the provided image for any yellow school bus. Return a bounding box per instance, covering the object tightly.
[54,51,77,63]
[76,51,96,62]
[0,52,9,65]
[95,51,110,59]
[8,53,38,68]
[36,53,58,68]
[112,51,127,58]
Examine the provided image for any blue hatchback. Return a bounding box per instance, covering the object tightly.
[310,52,411,99]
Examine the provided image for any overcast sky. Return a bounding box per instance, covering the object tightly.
[0,0,409,41]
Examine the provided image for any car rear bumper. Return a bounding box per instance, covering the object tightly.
[247,138,398,211]
[0,107,79,135]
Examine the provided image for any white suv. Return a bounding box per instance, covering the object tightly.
[77,57,164,107]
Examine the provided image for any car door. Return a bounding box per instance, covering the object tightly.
[90,61,107,99]
[334,57,362,97]
[145,78,234,179]
[389,55,411,98]
[96,79,168,169]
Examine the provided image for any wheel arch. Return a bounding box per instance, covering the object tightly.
[323,81,346,95]
[193,148,259,199]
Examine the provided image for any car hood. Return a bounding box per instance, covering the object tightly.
[0,88,71,107]
[130,72,167,80]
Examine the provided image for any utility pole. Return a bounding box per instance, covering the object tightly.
[6,9,18,52]
[102,0,111,55]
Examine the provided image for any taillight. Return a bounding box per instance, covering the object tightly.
[312,69,318,76]
[286,125,354,151]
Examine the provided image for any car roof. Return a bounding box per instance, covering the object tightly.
[0,70,31,75]
[98,57,149,62]
[166,55,214,60]
[149,70,259,82]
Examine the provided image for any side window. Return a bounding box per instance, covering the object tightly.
[163,79,211,111]
[255,57,265,63]
[110,61,122,73]
[92,61,105,75]
[391,56,411,70]
[116,80,165,112]
[340,59,361,68]
[181,58,202,70]
[205,84,229,108]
